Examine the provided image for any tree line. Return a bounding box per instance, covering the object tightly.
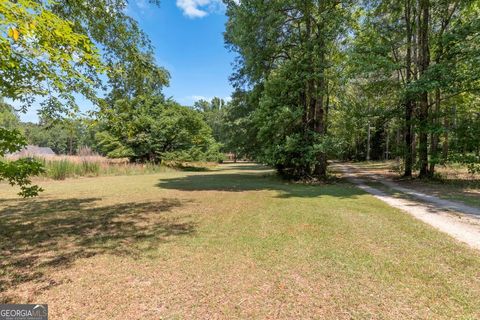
[1,97,226,163]
[1,0,479,195]
[222,0,479,179]
[0,0,225,196]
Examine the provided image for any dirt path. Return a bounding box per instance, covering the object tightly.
[335,163,480,250]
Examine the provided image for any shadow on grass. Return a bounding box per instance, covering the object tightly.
[218,163,273,171]
[179,166,211,172]
[404,178,480,190]
[157,170,366,199]
[0,197,194,302]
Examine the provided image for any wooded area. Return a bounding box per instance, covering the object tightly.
[223,0,479,179]
[1,0,479,193]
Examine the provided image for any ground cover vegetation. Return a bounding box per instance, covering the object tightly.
[0,163,479,318]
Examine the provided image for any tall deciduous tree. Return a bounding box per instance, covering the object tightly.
[1,0,103,196]
[224,0,351,179]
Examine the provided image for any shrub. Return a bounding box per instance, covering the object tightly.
[467,163,480,175]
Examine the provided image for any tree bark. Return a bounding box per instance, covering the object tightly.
[385,125,390,160]
[442,108,449,161]
[412,131,417,164]
[312,2,328,178]
[429,89,440,174]
[403,0,414,177]
[313,70,327,177]
[396,127,401,161]
[417,0,430,178]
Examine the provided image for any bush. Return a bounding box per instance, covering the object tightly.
[467,163,480,175]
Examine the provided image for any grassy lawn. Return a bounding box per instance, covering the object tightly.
[1,163,480,319]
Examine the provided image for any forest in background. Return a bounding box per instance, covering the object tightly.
[1,0,479,196]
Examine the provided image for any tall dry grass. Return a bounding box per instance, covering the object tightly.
[8,154,173,180]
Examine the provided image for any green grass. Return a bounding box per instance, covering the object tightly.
[0,163,479,319]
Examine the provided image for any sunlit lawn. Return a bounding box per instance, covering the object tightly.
[0,163,479,319]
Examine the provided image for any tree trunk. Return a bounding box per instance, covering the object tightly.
[442,111,449,161]
[404,103,413,176]
[429,89,440,174]
[403,0,414,177]
[418,0,430,178]
[367,120,371,161]
[69,131,74,155]
[313,77,327,177]
[396,127,401,161]
[312,3,328,178]
[385,126,390,160]
[304,2,317,177]
[412,131,417,164]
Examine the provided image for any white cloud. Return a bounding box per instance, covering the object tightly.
[176,0,224,18]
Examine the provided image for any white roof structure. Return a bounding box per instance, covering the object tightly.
[11,145,56,157]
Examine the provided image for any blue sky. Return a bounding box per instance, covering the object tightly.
[131,0,235,105]
[19,0,235,122]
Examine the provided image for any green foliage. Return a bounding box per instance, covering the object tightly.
[220,91,258,159]
[49,0,168,103]
[80,159,100,176]
[0,127,44,196]
[32,157,173,180]
[194,97,227,144]
[222,0,479,180]
[1,0,172,196]
[3,0,478,193]
[0,0,105,196]
[0,0,103,115]
[94,131,134,158]
[45,158,99,180]
[97,96,223,163]
[467,163,480,175]
[0,100,20,129]
[448,153,480,175]
[21,117,99,155]
[224,1,351,178]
